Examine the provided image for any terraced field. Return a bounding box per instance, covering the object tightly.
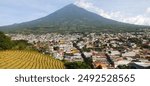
[0,50,65,69]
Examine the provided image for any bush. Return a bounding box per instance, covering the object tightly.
[64,61,91,69]
[0,31,13,50]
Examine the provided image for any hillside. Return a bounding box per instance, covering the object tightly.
[0,50,64,69]
[0,4,149,33]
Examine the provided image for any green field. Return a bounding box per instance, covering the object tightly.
[0,50,64,69]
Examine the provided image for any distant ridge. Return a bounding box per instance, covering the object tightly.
[0,4,149,33]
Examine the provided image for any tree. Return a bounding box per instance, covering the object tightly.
[0,31,13,50]
[12,40,34,50]
[117,65,129,69]
[53,46,60,51]
[64,61,91,69]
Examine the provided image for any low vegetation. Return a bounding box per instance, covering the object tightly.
[0,50,64,69]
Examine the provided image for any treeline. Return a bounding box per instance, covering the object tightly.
[1,25,148,34]
[0,31,35,50]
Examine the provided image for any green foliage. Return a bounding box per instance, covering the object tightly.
[117,65,129,69]
[0,31,35,50]
[64,61,91,69]
[128,38,142,45]
[82,46,91,52]
[141,44,150,49]
[12,40,35,50]
[53,46,60,51]
[0,31,13,50]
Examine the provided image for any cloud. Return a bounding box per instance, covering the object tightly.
[146,7,150,14]
[74,0,150,26]
[74,0,112,18]
[74,0,93,9]
[119,15,150,26]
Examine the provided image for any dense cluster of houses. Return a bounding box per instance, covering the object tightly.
[8,31,150,69]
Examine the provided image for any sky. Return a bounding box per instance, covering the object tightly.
[0,0,150,26]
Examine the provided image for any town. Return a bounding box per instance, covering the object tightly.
[7,30,150,69]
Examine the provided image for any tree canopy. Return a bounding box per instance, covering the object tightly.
[0,31,13,50]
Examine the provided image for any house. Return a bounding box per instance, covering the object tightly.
[92,52,107,63]
[106,50,121,62]
[122,51,136,58]
[115,60,130,68]
[107,50,121,57]
[83,52,92,58]
[52,51,64,60]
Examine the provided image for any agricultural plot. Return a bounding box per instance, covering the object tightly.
[0,50,64,69]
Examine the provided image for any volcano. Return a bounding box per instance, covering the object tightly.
[0,4,148,33]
